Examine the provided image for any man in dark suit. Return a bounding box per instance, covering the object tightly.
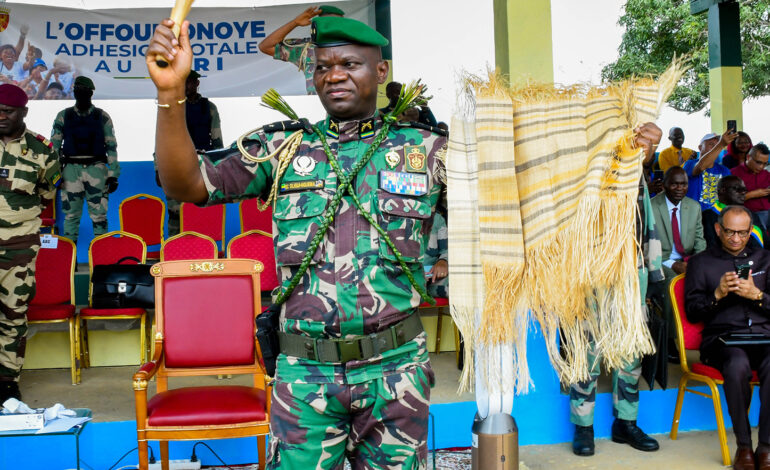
[649,166,707,337]
[685,205,770,470]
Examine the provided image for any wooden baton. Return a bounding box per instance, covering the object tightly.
[155,0,195,68]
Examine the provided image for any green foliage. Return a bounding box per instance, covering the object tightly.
[602,0,770,113]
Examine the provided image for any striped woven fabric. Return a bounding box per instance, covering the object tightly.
[448,64,683,391]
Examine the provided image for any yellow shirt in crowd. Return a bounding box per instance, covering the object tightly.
[658,146,696,172]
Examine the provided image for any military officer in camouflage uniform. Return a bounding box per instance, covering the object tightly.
[50,76,119,246]
[570,126,664,457]
[156,69,223,236]
[148,14,446,469]
[258,5,344,95]
[424,212,447,298]
[0,84,61,402]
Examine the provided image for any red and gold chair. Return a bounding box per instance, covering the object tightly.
[239,198,273,234]
[418,297,456,354]
[133,258,270,470]
[80,231,149,367]
[160,231,218,262]
[27,235,80,385]
[120,194,165,260]
[180,202,226,256]
[227,230,279,297]
[669,273,759,466]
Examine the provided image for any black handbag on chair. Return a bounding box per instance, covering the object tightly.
[91,256,154,309]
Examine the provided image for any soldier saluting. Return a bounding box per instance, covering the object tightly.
[0,84,60,403]
[147,14,447,469]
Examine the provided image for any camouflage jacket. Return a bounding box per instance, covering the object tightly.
[274,37,316,95]
[0,128,60,236]
[200,116,447,383]
[50,105,120,178]
[424,212,447,267]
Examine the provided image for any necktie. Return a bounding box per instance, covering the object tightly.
[677,149,683,165]
[671,207,686,256]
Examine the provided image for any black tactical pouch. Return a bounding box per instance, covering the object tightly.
[255,303,281,376]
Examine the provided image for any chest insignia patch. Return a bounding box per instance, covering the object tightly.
[385,149,401,169]
[280,179,325,193]
[405,145,427,173]
[380,170,428,196]
[292,155,316,176]
[0,168,8,178]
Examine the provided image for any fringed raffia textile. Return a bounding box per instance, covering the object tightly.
[448,62,685,392]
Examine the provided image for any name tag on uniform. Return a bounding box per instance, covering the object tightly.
[379,170,428,196]
[40,234,58,249]
[279,179,325,194]
[0,168,8,178]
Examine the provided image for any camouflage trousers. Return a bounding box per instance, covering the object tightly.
[0,233,40,382]
[60,163,109,244]
[569,340,641,426]
[166,197,181,237]
[267,364,433,469]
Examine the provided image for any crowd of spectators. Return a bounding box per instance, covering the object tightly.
[647,126,770,470]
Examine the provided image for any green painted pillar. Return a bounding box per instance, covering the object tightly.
[493,0,554,85]
[707,1,743,133]
[375,0,392,108]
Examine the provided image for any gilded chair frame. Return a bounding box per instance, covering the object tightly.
[133,258,271,470]
[28,235,80,384]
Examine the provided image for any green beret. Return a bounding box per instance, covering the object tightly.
[187,70,201,80]
[318,5,345,16]
[74,76,95,90]
[311,16,388,48]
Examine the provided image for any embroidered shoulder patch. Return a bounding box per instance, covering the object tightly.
[379,170,428,196]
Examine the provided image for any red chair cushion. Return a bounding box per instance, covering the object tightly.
[146,386,266,426]
[40,218,55,226]
[419,297,449,308]
[691,362,759,382]
[27,304,75,321]
[163,276,255,368]
[80,307,145,317]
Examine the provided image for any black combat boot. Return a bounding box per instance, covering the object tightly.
[0,381,21,404]
[572,424,594,456]
[611,418,659,451]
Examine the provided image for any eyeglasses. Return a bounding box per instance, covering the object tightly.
[720,224,751,238]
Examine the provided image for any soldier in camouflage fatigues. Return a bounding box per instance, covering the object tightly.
[257,5,344,95]
[50,76,119,245]
[148,14,445,469]
[570,176,664,456]
[424,212,447,298]
[0,84,61,402]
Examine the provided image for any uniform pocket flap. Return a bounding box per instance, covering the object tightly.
[378,194,431,220]
[273,191,328,220]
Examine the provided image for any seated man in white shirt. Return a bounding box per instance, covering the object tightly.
[649,166,707,341]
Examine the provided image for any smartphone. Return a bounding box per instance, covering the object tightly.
[735,262,752,279]
[727,119,737,133]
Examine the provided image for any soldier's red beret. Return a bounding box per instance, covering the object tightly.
[0,84,28,107]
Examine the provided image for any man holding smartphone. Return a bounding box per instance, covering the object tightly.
[732,143,770,230]
[686,205,770,470]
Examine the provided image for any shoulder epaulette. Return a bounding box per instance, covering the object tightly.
[262,118,313,134]
[34,133,53,149]
[396,120,448,137]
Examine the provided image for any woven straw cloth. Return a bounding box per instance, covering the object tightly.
[448,63,684,393]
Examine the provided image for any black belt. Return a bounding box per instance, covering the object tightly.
[60,156,107,165]
[278,314,424,363]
